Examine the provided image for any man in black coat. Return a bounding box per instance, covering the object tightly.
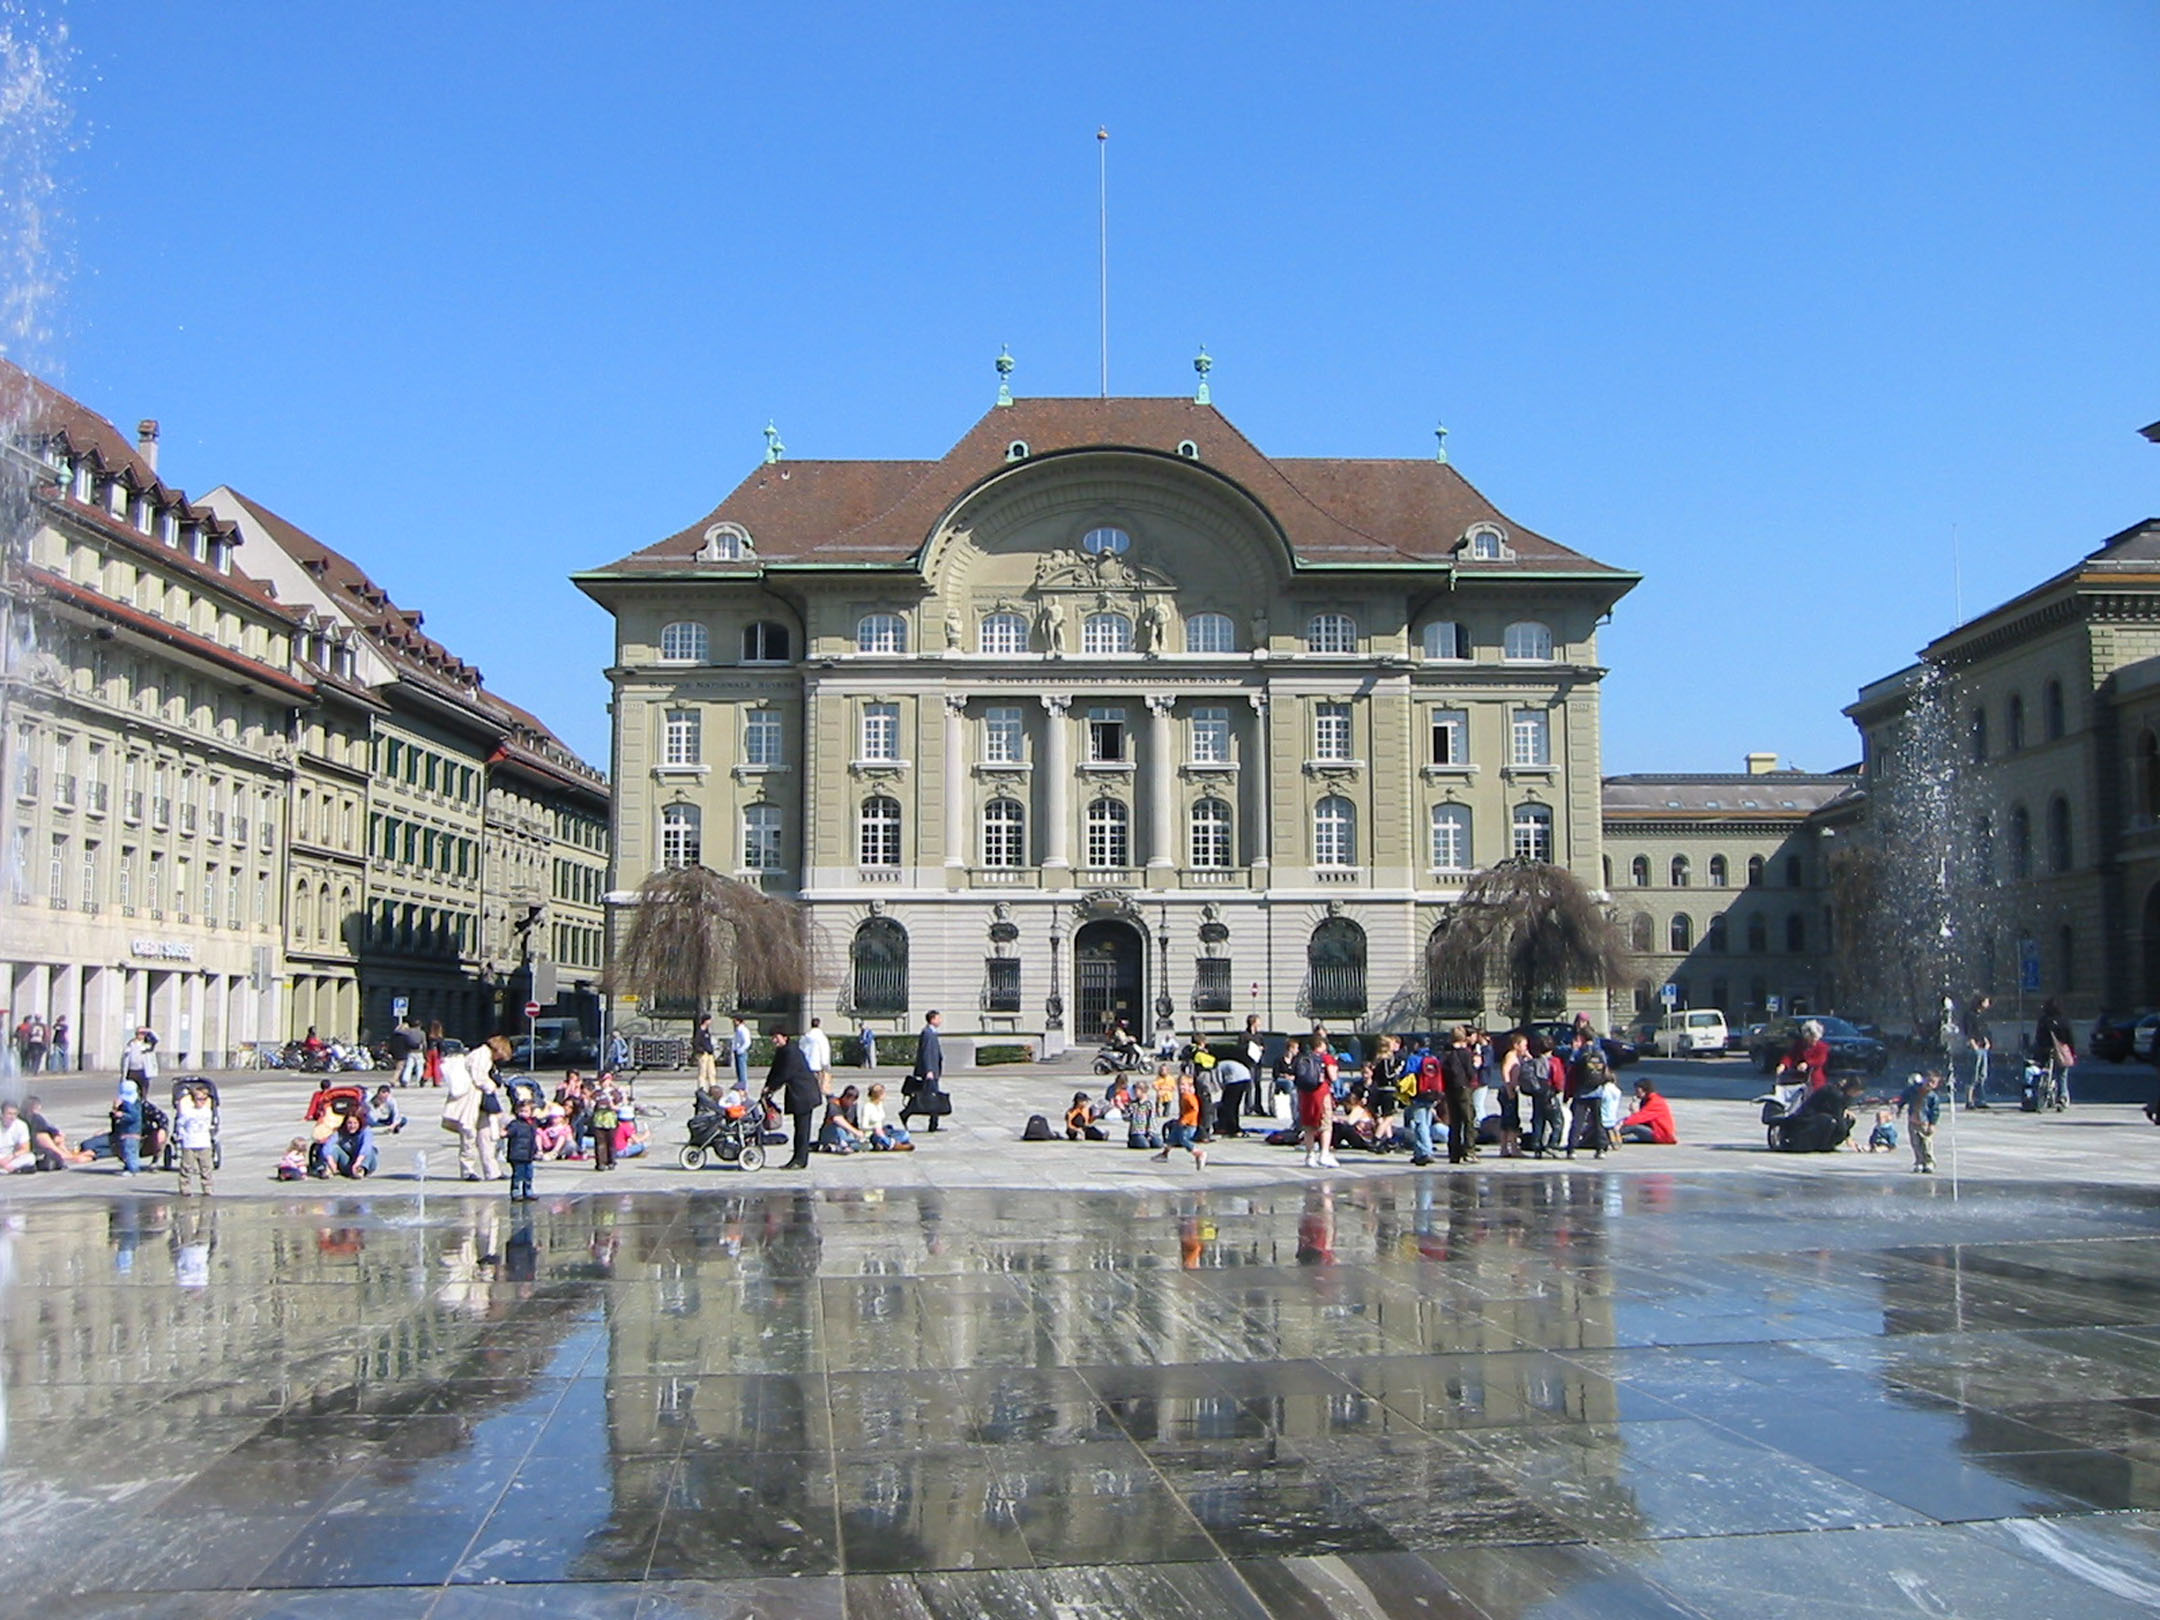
[901,1010,946,1134]
[1442,1027,1480,1165]
[762,1028,823,1169]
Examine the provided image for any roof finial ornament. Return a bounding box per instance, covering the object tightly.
[1193,346,1212,406]
[995,344,1015,408]
[763,420,785,465]
[1434,422,1449,464]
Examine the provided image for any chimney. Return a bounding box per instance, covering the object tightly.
[1746,751,1778,776]
[136,419,160,474]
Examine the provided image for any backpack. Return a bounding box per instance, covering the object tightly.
[1417,1054,1444,1095]
[1518,1054,1554,1100]
[1021,1114,1055,1141]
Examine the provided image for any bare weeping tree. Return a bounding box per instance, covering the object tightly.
[1428,858,1634,1032]
[607,866,818,1012]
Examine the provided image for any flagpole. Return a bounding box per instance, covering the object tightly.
[1097,125,1109,398]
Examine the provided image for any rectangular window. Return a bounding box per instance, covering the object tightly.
[80,841,98,908]
[861,702,900,761]
[1510,708,1550,767]
[1315,702,1353,761]
[985,957,1022,1013]
[1190,707,1230,764]
[1087,707,1126,763]
[1192,957,1234,1013]
[226,867,241,927]
[983,705,1024,764]
[152,765,171,827]
[664,709,701,766]
[148,852,165,914]
[744,708,783,766]
[1429,708,1467,766]
[743,804,783,870]
[48,834,65,902]
[52,735,72,807]
[6,825,25,901]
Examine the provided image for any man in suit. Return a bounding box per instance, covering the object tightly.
[902,1010,945,1134]
[762,1027,823,1169]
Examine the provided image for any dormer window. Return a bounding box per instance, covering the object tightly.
[697,523,752,562]
[1459,523,1510,561]
[1082,525,1131,557]
[71,459,91,502]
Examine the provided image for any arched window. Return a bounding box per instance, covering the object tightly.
[1670,855,1691,888]
[1082,612,1134,654]
[1190,797,1233,868]
[1304,613,1356,654]
[1746,915,1768,953]
[1785,913,1806,953]
[1710,977,1730,1011]
[2057,924,2075,994]
[660,803,700,869]
[1313,795,1357,866]
[1709,854,1729,887]
[1085,798,1130,869]
[1511,803,1553,863]
[2008,804,2032,879]
[2006,693,2026,752]
[1503,621,1554,661]
[856,613,907,653]
[1421,621,1468,660]
[1707,912,1728,953]
[1602,855,1613,888]
[851,917,909,1015]
[2044,679,2066,741]
[1308,917,1368,1016]
[1629,912,1654,953]
[659,621,707,663]
[1185,612,1235,653]
[978,611,1029,655]
[293,879,311,941]
[1631,854,1651,886]
[1973,814,1994,884]
[981,798,1025,868]
[1670,913,1694,952]
[1785,855,1804,888]
[1747,854,1765,887]
[1430,804,1471,871]
[2142,731,2160,821]
[858,796,902,867]
[741,621,790,662]
[2046,795,2072,873]
[1971,706,1988,762]
[742,804,783,870]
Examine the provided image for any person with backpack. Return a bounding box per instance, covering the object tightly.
[1404,1041,1446,1166]
[1293,1039,1337,1169]
[1519,1033,1561,1157]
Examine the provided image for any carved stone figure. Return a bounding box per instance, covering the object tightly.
[1141,597,1172,654]
[1036,597,1067,655]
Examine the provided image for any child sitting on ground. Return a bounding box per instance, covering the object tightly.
[275,1137,308,1181]
[1866,1108,1899,1152]
[1065,1092,1107,1141]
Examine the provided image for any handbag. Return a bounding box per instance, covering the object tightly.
[923,1091,954,1116]
[479,1088,504,1117]
[2054,1040,2075,1069]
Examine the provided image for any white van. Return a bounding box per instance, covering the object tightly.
[1656,1008,1729,1058]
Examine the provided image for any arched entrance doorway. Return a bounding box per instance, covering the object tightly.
[2142,884,2160,1007]
[1075,918,1145,1039]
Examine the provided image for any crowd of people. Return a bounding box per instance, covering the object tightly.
[1070,1014,1679,1171]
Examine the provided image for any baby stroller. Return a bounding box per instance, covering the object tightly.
[679,1095,766,1172]
[161,1078,223,1171]
[504,1076,547,1115]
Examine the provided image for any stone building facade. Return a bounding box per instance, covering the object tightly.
[1842,511,2160,1030]
[578,392,1636,1047]
[0,362,610,1067]
[1600,758,1857,1027]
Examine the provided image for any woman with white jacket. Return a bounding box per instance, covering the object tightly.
[442,1035,511,1180]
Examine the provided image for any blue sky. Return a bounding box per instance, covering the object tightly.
[24,1,2160,773]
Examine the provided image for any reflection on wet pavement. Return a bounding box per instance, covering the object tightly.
[5,1174,2160,1616]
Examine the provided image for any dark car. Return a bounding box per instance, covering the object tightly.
[1747,1016,1887,1077]
[1528,1022,1638,1069]
[2089,1013,2153,1064]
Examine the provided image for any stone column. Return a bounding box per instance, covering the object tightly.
[1040,696,1072,870]
[1146,694,1177,873]
[1247,691,1272,874]
[185,970,205,1066]
[944,694,969,872]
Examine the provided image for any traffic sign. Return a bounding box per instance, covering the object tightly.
[2018,937,2041,992]
[1659,983,1679,1006]
[523,1000,542,1018]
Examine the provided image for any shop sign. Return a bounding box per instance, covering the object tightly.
[131,938,195,961]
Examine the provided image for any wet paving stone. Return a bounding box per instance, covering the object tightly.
[10,1172,2160,1614]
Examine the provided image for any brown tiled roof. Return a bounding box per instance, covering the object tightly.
[589,397,1626,577]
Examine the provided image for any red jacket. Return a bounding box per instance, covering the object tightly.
[1620,1093,1677,1144]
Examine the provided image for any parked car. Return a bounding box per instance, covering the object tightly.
[1529,1022,1638,1069]
[2089,1012,2152,1063]
[1747,1015,1888,1077]
[1652,1008,1731,1058]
